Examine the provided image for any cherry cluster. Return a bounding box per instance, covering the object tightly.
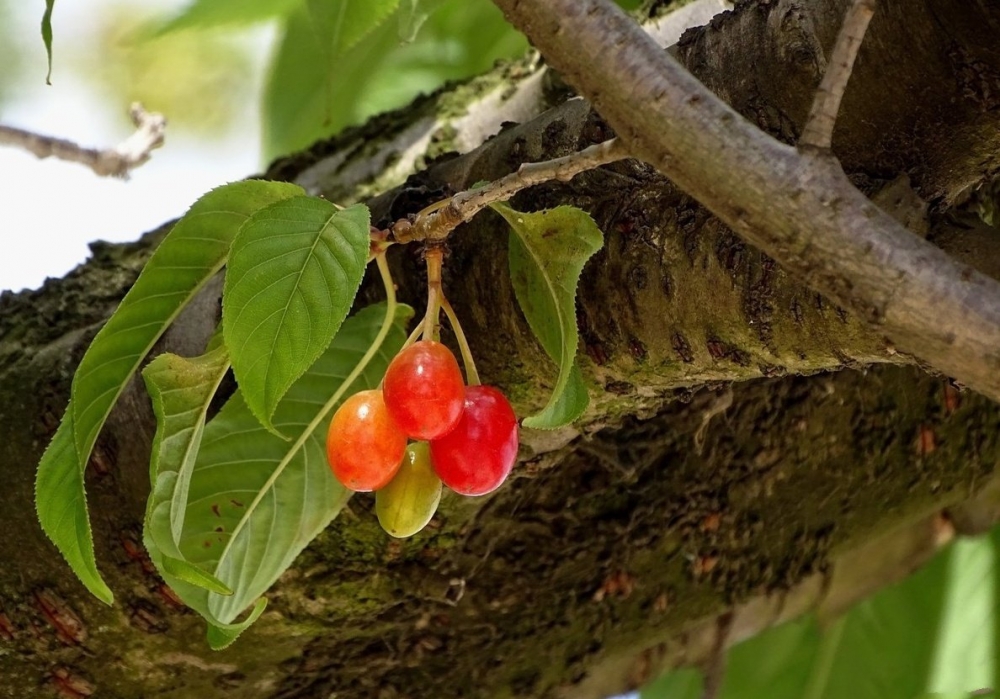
[326,339,518,537]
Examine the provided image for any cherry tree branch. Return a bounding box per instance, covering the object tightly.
[0,103,166,178]
[392,138,630,243]
[490,0,1000,405]
[800,0,877,150]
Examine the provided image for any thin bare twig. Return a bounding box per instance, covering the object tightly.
[396,137,629,243]
[0,103,166,178]
[799,0,876,150]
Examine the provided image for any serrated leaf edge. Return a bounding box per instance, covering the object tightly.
[495,203,602,429]
[223,200,369,437]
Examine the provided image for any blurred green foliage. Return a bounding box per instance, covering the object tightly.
[0,2,24,105]
[642,528,1000,699]
[261,0,526,159]
[76,4,254,135]
[149,0,643,159]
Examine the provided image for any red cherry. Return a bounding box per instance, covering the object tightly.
[326,389,406,492]
[383,340,466,440]
[429,385,518,496]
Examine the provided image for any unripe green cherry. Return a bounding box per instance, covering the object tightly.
[376,442,443,538]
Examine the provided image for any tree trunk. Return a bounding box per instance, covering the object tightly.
[3,1,1000,697]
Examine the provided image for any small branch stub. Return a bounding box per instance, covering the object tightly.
[0,103,166,178]
[799,0,877,151]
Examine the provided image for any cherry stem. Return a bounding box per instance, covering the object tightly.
[399,323,423,354]
[422,248,444,341]
[368,225,393,260]
[414,198,451,220]
[375,252,398,310]
[440,297,480,386]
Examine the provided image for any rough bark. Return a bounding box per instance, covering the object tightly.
[2,2,1000,698]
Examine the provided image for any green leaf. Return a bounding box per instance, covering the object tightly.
[41,0,55,84]
[722,615,821,698]
[714,536,989,699]
[222,197,369,436]
[397,0,444,42]
[924,534,997,693]
[304,0,402,146]
[142,342,233,596]
[144,344,230,548]
[307,0,400,60]
[154,0,302,34]
[34,417,113,604]
[301,0,402,136]
[493,203,603,429]
[798,538,992,699]
[72,180,304,464]
[206,598,268,650]
[35,180,302,604]
[146,303,412,643]
[161,554,233,596]
[264,4,394,158]
[263,0,527,159]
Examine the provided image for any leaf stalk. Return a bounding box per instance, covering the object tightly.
[441,297,480,386]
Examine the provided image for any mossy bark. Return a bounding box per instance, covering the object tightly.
[3,1,1000,697]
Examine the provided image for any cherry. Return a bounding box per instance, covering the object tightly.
[383,340,465,440]
[376,442,443,538]
[429,385,518,496]
[326,389,406,492]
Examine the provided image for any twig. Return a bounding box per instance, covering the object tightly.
[422,248,445,341]
[0,103,166,178]
[397,137,629,243]
[799,0,876,150]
